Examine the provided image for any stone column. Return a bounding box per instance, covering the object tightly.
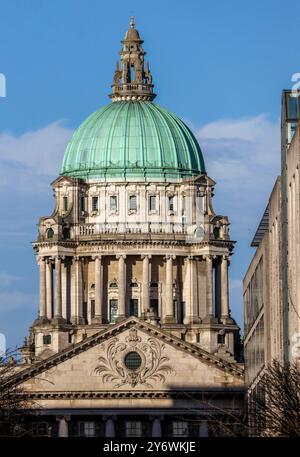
[93,255,103,323]
[105,418,115,437]
[117,254,126,321]
[54,256,62,319]
[151,417,162,437]
[57,416,69,437]
[46,258,53,319]
[203,255,214,322]
[189,256,200,324]
[39,257,47,320]
[71,256,84,324]
[215,259,221,319]
[199,420,209,437]
[164,255,175,323]
[141,254,151,315]
[221,255,229,322]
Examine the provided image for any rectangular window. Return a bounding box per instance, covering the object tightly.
[78,422,95,437]
[149,195,156,211]
[130,299,139,317]
[218,333,225,344]
[91,299,95,319]
[83,302,87,323]
[80,196,85,212]
[179,301,185,324]
[129,195,137,211]
[182,195,186,213]
[109,299,118,323]
[43,335,51,345]
[110,195,117,212]
[172,421,189,437]
[168,196,174,211]
[150,299,158,317]
[63,196,68,211]
[173,300,177,321]
[125,421,142,437]
[92,196,98,211]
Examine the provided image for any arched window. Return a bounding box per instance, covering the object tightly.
[213,226,220,239]
[109,299,118,323]
[217,331,226,345]
[62,227,70,239]
[109,282,118,289]
[46,228,54,239]
[130,282,138,288]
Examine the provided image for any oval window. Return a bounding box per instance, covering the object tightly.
[124,351,142,371]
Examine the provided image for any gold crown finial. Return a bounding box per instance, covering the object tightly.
[130,16,135,29]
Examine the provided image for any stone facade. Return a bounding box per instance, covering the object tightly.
[28,172,239,361]
[243,177,281,392]
[243,91,300,419]
[15,19,244,438]
[286,124,300,346]
[16,318,244,437]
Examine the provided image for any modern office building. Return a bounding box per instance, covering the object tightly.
[243,91,300,415]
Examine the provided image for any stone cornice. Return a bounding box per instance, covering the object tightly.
[16,389,244,401]
[32,239,235,252]
[6,318,244,389]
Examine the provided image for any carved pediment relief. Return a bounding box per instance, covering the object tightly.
[94,328,174,388]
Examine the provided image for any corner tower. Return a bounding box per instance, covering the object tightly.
[25,19,240,365]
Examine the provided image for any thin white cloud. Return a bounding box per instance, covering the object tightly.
[0,121,73,177]
[0,272,20,288]
[194,114,280,238]
[230,278,243,290]
[0,291,37,312]
[197,114,280,188]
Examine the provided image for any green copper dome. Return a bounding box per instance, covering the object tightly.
[61,101,205,181]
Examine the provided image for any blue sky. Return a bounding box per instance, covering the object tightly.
[0,0,299,348]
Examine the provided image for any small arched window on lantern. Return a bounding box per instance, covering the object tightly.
[213,226,220,239]
[46,228,54,239]
[62,227,70,239]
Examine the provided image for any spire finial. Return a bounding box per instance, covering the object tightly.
[109,19,156,102]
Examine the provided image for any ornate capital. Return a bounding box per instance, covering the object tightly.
[164,254,176,261]
[116,254,126,260]
[38,256,46,264]
[141,254,152,260]
[92,255,102,261]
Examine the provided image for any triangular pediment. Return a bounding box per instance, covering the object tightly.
[12,318,243,397]
[50,175,83,187]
